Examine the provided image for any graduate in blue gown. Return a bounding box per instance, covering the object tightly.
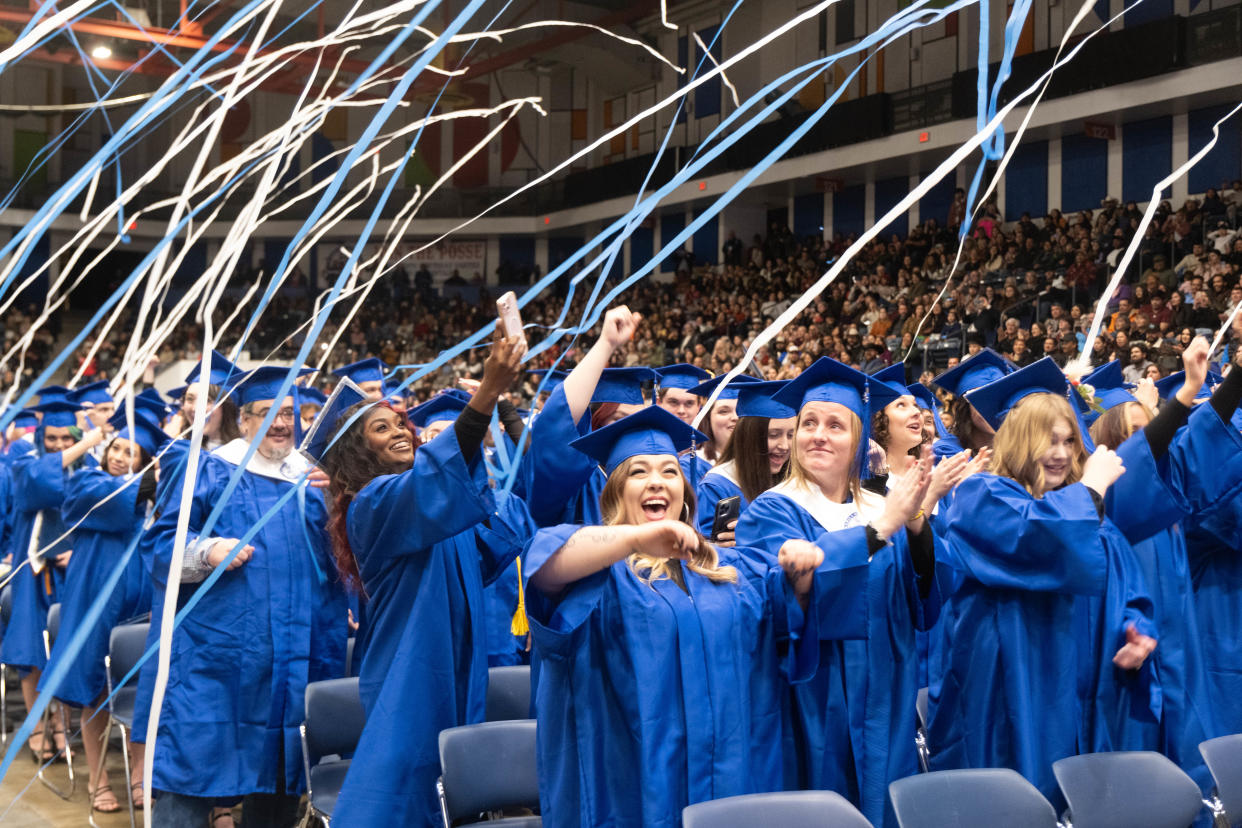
[1083,349,1242,799]
[143,367,349,827]
[657,365,750,491]
[928,358,1159,806]
[2,394,94,763]
[735,357,948,828]
[525,404,824,828]
[930,348,1015,461]
[694,380,795,540]
[41,403,164,813]
[318,335,532,828]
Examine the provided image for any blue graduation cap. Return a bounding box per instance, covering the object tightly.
[33,400,83,428]
[332,357,389,386]
[907,382,950,440]
[593,367,655,405]
[772,357,871,416]
[933,349,1015,397]
[1080,361,1138,421]
[528,369,567,396]
[965,357,1071,430]
[687,372,761,402]
[230,366,315,407]
[184,350,242,387]
[736,380,795,419]
[108,403,169,457]
[12,408,38,429]
[297,386,328,408]
[300,380,372,465]
[131,390,172,425]
[1154,369,1223,402]
[70,381,113,407]
[165,385,188,403]
[36,385,74,405]
[570,404,705,475]
[655,363,711,391]
[871,364,910,399]
[408,394,470,430]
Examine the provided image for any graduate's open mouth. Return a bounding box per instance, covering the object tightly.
[390,440,411,453]
[640,496,669,520]
[1043,463,1067,479]
[906,418,923,435]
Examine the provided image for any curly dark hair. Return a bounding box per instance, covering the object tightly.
[870,405,925,460]
[317,401,421,592]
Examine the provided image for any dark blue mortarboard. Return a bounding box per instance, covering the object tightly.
[933,349,1015,397]
[297,386,328,407]
[108,404,169,457]
[184,350,242,388]
[687,372,761,402]
[570,404,706,476]
[36,385,74,405]
[131,390,172,424]
[593,367,655,405]
[528,369,568,395]
[1081,361,1138,420]
[1154,369,1223,402]
[735,380,796,419]
[33,400,83,428]
[871,364,911,399]
[655,363,712,391]
[13,409,38,429]
[408,394,470,430]
[165,385,188,402]
[70,381,113,407]
[300,380,372,464]
[772,357,871,417]
[907,382,950,440]
[230,366,315,406]
[965,357,1072,430]
[332,358,389,386]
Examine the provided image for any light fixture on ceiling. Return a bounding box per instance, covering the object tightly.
[90,43,113,60]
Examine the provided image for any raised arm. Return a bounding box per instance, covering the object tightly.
[560,306,641,422]
[528,519,694,595]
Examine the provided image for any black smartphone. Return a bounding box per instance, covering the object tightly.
[711,495,742,541]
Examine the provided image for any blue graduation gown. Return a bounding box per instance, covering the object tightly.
[695,464,747,538]
[39,468,151,707]
[484,557,527,666]
[1,451,75,672]
[332,433,532,828]
[928,474,1155,804]
[931,434,964,462]
[1186,493,1242,735]
[524,524,817,828]
[141,443,348,798]
[518,385,604,527]
[736,483,946,828]
[679,450,711,492]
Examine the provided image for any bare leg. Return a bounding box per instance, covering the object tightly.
[128,740,146,807]
[82,701,118,810]
[19,671,50,759]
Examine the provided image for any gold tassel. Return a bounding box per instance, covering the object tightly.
[510,556,529,637]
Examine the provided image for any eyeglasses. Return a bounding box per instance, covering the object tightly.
[248,407,296,422]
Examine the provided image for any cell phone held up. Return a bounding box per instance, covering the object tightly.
[711,495,741,542]
[496,291,527,350]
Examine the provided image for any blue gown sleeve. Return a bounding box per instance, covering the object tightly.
[725,547,819,683]
[473,491,536,586]
[518,386,597,527]
[62,468,141,533]
[1106,430,1189,544]
[348,426,496,557]
[943,474,1108,595]
[522,524,610,660]
[11,452,67,512]
[1167,402,1242,516]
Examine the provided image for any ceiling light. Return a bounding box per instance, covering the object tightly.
[91,44,112,60]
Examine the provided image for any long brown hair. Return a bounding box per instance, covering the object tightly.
[319,401,421,592]
[1089,401,1152,450]
[717,416,787,502]
[598,456,736,585]
[991,393,1087,497]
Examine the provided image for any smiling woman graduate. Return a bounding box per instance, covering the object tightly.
[524,403,825,828]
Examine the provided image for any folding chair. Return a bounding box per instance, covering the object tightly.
[300,676,366,828]
[1053,751,1206,828]
[889,768,1059,828]
[437,720,540,827]
[682,790,871,828]
[1200,734,1242,826]
[915,686,930,773]
[1,583,11,744]
[102,622,148,828]
[38,602,75,800]
[485,666,531,722]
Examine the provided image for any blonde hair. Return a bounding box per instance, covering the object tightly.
[1089,400,1153,450]
[991,393,1088,497]
[599,457,737,585]
[787,406,864,503]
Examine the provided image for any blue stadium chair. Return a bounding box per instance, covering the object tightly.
[682,791,872,828]
[300,676,366,828]
[889,768,1059,828]
[103,621,149,828]
[1,583,12,745]
[915,686,930,773]
[38,602,75,800]
[1052,751,1206,828]
[485,666,531,722]
[437,720,540,827]
[1200,734,1242,826]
